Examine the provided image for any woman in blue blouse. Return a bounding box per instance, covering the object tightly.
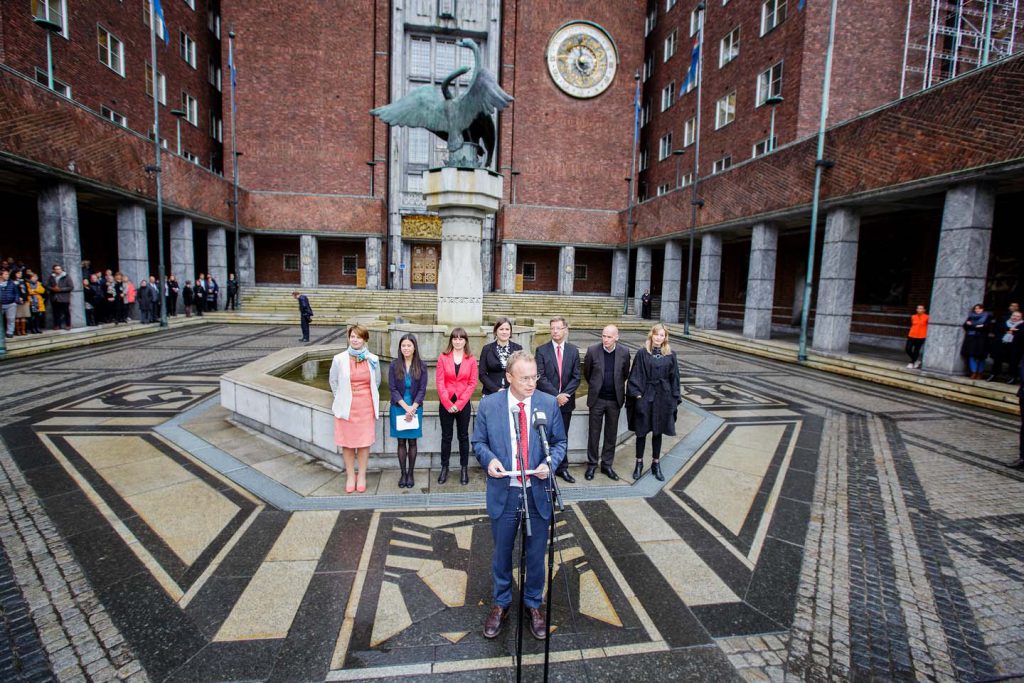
[389,333,428,488]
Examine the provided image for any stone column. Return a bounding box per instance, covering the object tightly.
[117,204,149,290]
[633,245,652,315]
[924,183,996,374]
[38,183,85,328]
[480,216,494,293]
[207,226,228,299]
[611,248,628,298]
[660,240,683,323]
[695,232,722,329]
[557,245,575,296]
[300,234,318,289]
[500,242,517,293]
[365,236,382,289]
[170,217,196,315]
[743,222,779,340]
[236,233,255,288]
[811,208,860,354]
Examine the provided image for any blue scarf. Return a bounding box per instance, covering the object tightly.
[348,346,378,371]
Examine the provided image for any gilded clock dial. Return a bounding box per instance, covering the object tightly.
[546,22,618,98]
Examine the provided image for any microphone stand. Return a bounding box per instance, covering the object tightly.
[534,414,563,682]
[511,407,531,683]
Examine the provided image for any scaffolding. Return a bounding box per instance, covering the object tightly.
[901,0,1023,96]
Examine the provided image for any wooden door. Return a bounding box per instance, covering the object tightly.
[410,244,439,289]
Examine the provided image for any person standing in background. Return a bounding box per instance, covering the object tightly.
[535,316,580,484]
[905,304,929,369]
[293,290,313,342]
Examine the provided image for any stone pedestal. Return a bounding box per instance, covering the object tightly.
[237,233,255,288]
[500,242,517,293]
[38,183,85,328]
[117,204,149,290]
[695,233,722,329]
[743,222,779,340]
[365,236,382,289]
[812,208,860,354]
[661,240,683,323]
[924,183,996,374]
[611,249,628,298]
[558,245,575,295]
[423,167,502,327]
[633,246,652,316]
[481,217,495,293]
[300,234,318,289]
[207,226,228,293]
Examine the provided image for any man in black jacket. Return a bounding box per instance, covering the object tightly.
[293,290,313,342]
[226,273,239,310]
[582,324,631,480]
[535,316,581,483]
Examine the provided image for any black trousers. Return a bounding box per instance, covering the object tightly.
[300,315,311,341]
[439,402,472,467]
[555,408,572,474]
[52,302,70,328]
[167,294,177,316]
[227,292,238,310]
[587,398,620,467]
[1019,392,1023,460]
[905,337,924,363]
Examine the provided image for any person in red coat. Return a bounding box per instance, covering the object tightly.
[436,327,479,485]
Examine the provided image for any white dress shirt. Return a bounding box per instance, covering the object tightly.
[506,390,532,488]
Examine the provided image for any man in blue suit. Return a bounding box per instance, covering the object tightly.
[472,350,567,641]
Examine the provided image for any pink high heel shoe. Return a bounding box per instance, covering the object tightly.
[345,478,356,494]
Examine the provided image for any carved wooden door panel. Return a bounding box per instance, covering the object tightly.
[411,245,439,289]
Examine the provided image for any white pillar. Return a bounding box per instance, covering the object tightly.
[365,236,382,289]
[743,222,779,340]
[695,233,722,329]
[660,240,683,324]
[611,249,628,298]
[38,183,85,328]
[812,208,860,354]
[501,242,517,293]
[237,233,255,288]
[633,245,652,315]
[557,245,575,295]
[300,234,318,289]
[207,226,228,297]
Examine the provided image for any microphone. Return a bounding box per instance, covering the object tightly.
[533,411,553,464]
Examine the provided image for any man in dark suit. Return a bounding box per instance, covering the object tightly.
[535,316,580,483]
[472,350,567,641]
[582,324,631,480]
[293,290,313,342]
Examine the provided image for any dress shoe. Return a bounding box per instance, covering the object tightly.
[600,466,619,481]
[651,460,665,481]
[437,465,449,484]
[632,459,644,481]
[482,605,510,639]
[557,470,575,484]
[398,469,409,489]
[460,466,469,485]
[528,607,548,640]
[584,465,596,480]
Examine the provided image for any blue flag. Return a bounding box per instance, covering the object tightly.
[798,0,806,9]
[632,78,641,145]
[152,0,169,45]
[679,37,700,97]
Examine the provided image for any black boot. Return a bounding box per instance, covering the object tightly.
[632,458,644,481]
[407,443,418,489]
[438,465,449,484]
[651,460,664,482]
[460,466,469,485]
[397,441,409,488]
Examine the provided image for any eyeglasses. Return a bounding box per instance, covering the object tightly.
[513,375,539,383]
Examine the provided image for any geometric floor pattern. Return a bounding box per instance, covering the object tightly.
[0,324,1022,681]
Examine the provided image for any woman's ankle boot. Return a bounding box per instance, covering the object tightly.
[437,465,449,484]
[651,460,664,481]
[632,458,644,481]
[460,466,469,485]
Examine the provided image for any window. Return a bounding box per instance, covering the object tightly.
[638,186,649,203]
[678,171,694,187]
[145,62,167,104]
[645,6,657,36]
[643,54,653,82]
[283,254,299,271]
[180,31,197,68]
[719,27,740,67]
[639,147,649,172]
[208,9,221,38]
[666,0,677,10]
[656,183,671,197]
[715,92,736,129]
[522,262,536,281]
[100,106,127,127]
[342,256,358,276]
[658,132,673,160]
[34,68,71,97]
[642,100,652,126]
[761,0,788,36]
[574,264,588,281]
[208,58,222,91]
[142,0,165,40]
[756,61,784,106]
[147,129,169,149]
[97,26,125,76]
[210,113,223,142]
[32,0,68,37]
[712,156,732,173]
[683,116,696,146]
[182,92,198,125]
[183,150,200,164]
[663,30,677,62]
[752,136,777,157]
[660,83,675,112]
[690,7,702,36]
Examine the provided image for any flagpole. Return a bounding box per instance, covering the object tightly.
[624,71,640,316]
[149,1,168,328]
[228,30,241,310]
[683,1,706,336]
[797,0,839,361]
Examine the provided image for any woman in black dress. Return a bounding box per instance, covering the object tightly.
[627,323,681,482]
[479,317,522,395]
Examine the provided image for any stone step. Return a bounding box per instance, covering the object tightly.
[2,316,206,359]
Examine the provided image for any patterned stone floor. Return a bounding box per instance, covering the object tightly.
[0,323,1021,682]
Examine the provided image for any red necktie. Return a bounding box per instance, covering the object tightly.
[517,402,528,484]
[555,344,563,392]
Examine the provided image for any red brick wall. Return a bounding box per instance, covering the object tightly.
[318,239,364,286]
[254,235,299,284]
[516,246,558,292]
[573,248,612,294]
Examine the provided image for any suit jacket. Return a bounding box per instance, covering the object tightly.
[297,295,313,318]
[535,341,580,412]
[479,340,523,394]
[472,390,567,520]
[436,352,479,412]
[583,343,631,407]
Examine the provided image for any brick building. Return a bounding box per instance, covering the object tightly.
[1,0,1023,374]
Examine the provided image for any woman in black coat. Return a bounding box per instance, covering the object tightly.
[182,281,194,317]
[479,317,522,395]
[627,323,681,482]
[960,303,993,379]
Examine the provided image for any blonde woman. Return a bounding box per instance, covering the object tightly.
[329,324,381,493]
[626,323,681,482]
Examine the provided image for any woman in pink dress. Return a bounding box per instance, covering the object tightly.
[329,324,381,493]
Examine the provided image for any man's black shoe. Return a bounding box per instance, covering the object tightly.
[584,466,596,480]
[600,466,620,481]
[557,470,575,484]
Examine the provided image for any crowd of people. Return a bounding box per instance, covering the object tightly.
[0,256,240,337]
[904,301,1023,382]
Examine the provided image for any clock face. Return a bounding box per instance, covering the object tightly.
[546,22,617,99]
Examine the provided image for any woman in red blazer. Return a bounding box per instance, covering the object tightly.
[436,327,479,485]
